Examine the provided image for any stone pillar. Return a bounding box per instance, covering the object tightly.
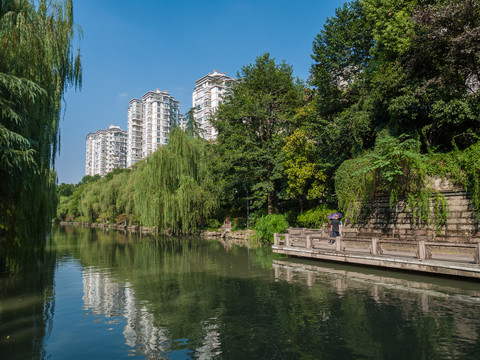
[285,234,291,247]
[418,240,426,260]
[306,234,312,249]
[371,237,378,255]
[336,238,342,252]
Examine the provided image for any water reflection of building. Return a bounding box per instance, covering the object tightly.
[195,319,221,359]
[82,269,125,316]
[82,267,222,358]
[82,268,172,357]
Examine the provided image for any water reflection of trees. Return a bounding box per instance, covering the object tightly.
[50,225,480,359]
[53,225,280,358]
[273,259,480,359]
[0,251,56,360]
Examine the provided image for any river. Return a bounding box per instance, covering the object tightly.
[1,225,480,359]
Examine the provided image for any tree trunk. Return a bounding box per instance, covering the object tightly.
[267,192,273,215]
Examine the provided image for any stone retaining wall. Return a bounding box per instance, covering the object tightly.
[344,191,480,242]
[199,229,255,241]
[60,221,166,234]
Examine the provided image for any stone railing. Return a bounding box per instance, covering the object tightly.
[274,227,480,264]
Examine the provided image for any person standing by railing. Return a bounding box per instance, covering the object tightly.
[329,215,343,245]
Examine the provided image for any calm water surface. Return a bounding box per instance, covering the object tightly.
[1,225,480,359]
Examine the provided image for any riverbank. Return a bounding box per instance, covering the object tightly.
[58,221,256,242]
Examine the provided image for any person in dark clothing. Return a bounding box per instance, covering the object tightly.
[329,215,343,244]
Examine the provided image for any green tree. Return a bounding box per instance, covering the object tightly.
[310,0,373,119]
[311,0,480,154]
[309,0,376,194]
[308,0,480,219]
[78,174,101,185]
[183,107,204,138]
[57,182,75,197]
[134,129,218,232]
[79,181,101,223]
[283,129,326,213]
[0,0,82,271]
[214,53,303,214]
[254,214,289,243]
[67,186,83,219]
[406,0,480,150]
[56,195,71,221]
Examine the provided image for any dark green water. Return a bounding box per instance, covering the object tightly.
[1,225,480,359]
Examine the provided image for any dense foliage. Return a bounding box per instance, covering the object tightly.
[283,129,326,213]
[306,0,480,226]
[296,205,338,229]
[58,129,218,233]
[134,129,218,232]
[213,53,304,215]
[254,214,289,244]
[0,0,82,271]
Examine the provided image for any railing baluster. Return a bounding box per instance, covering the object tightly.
[418,240,426,260]
[306,234,312,249]
[475,243,480,264]
[371,238,378,255]
[285,234,291,247]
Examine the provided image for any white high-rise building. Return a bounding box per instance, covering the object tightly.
[141,89,179,158]
[192,70,235,141]
[85,125,127,177]
[126,89,180,166]
[126,99,143,167]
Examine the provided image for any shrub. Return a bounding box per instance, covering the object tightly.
[205,218,221,230]
[74,215,90,223]
[297,205,336,228]
[254,214,289,243]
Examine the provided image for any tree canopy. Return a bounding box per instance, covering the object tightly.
[0,0,82,271]
[214,53,304,215]
[308,0,480,224]
[310,0,480,154]
[59,129,218,233]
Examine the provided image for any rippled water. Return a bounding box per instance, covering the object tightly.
[1,225,480,359]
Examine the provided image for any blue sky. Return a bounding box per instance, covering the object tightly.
[57,0,347,184]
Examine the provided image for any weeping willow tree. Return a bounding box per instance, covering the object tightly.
[134,129,218,233]
[63,130,218,231]
[0,0,82,271]
[77,169,132,224]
